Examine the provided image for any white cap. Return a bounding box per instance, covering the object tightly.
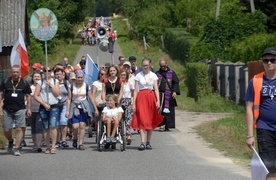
[123,61,131,67]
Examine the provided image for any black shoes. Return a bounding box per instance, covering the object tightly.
[138,142,152,151]
[138,144,146,151]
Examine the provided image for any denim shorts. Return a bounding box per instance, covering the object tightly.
[2,109,26,130]
[257,128,276,172]
[39,106,60,130]
[60,104,68,126]
[72,109,88,124]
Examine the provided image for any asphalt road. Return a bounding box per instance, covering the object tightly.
[0,41,251,180]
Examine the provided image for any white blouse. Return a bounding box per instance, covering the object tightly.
[102,106,124,118]
[134,71,158,91]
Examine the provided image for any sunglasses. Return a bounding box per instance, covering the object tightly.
[160,65,167,68]
[263,58,276,64]
[44,70,52,72]
[80,63,86,65]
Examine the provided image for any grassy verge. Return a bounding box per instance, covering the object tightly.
[113,17,250,165]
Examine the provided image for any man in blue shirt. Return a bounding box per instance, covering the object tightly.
[245,47,276,179]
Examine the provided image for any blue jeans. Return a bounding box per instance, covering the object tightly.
[39,106,60,130]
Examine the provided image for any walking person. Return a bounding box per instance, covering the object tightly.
[0,65,32,156]
[120,69,134,145]
[156,59,180,131]
[245,47,276,180]
[54,68,70,148]
[131,58,164,151]
[91,70,106,133]
[66,70,93,150]
[34,66,61,154]
[29,70,44,152]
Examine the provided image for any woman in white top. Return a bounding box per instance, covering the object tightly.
[102,94,124,144]
[29,70,44,152]
[91,70,106,128]
[120,69,134,145]
[131,58,164,151]
[66,70,93,150]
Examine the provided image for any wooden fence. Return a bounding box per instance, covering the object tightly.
[208,60,264,105]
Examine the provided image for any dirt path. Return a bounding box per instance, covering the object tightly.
[171,110,251,178]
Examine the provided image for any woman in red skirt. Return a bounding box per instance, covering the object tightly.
[131,58,164,151]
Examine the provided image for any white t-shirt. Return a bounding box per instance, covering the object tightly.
[37,78,59,105]
[123,81,134,98]
[102,106,124,118]
[135,71,158,91]
[92,81,104,104]
[72,83,91,102]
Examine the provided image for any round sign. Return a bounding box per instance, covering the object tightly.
[30,8,58,41]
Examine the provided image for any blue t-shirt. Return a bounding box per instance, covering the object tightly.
[244,76,276,131]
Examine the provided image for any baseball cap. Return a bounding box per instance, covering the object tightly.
[32,62,42,69]
[69,73,76,80]
[123,61,131,67]
[129,56,136,61]
[262,47,276,57]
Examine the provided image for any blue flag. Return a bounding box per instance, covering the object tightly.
[85,54,99,86]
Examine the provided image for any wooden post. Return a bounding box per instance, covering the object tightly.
[216,0,221,20]
[161,35,165,49]
[234,61,245,104]
[143,36,147,50]
[250,0,255,13]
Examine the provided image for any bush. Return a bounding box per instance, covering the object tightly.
[229,32,276,63]
[164,28,197,65]
[185,63,212,101]
[190,10,267,62]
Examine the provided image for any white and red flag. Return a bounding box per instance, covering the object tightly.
[10,29,29,78]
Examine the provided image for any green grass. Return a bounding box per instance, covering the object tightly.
[113,17,250,165]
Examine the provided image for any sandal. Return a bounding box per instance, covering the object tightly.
[50,148,57,154]
[45,148,51,154]
[138,144,146,151]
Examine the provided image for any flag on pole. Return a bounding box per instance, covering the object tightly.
[85,54,99,85]
[10,29,29,78]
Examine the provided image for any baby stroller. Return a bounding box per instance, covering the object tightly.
[96,117,126,152]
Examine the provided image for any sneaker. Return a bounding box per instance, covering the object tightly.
[41,140,46,147]
[78,144,85,150]
[106,137,111,143]
[55,142,61,148]
[126,138,132,145]
[72,140,78,149]
[146,142,152,150]
[7,142,13,154]
[111,137,117,143]
[20,140,27,147]
[37,148,42,153]
[13,149,21,156]
[61,141,69,148]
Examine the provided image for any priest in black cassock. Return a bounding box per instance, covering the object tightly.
[156,59,180,131]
